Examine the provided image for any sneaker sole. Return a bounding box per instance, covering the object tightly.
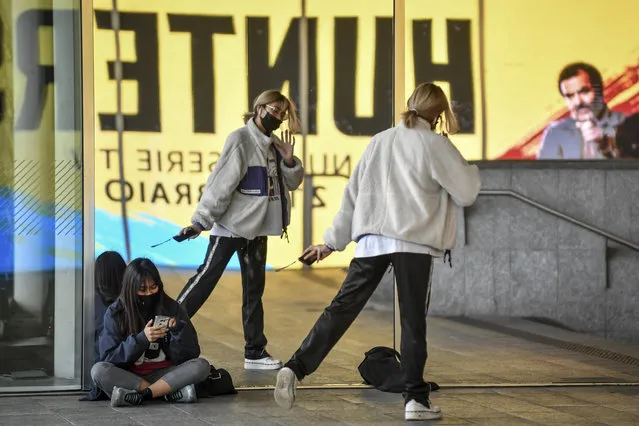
[274,368,296,409]
[166,394,198,404]
[244,361,282,370]
[167,397,198,403]
[405,411,443,421]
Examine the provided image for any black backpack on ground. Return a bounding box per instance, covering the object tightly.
[358,346,440,393]
[195,365,237,398]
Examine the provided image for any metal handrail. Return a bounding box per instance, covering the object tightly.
[478,189,639,252]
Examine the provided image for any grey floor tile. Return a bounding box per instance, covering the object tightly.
[554,405,639,423]
[110,403,182,416]
[447,404,509,418]
[31,396,87,408]
[206,422,282,426]
[225,414,327,426]
[174,405,250,418]
[340,422,403,426]
[602,403,639,413]
[62,413,142,425]
[67,420,142,426]
[469,416,541,426]
[493,388,591,406]
[0,401,53,416]
[0,414,71,425]
[511,410,607,425]
[131,415,209,426]
[454,394,556,414]
[43,403,117,416]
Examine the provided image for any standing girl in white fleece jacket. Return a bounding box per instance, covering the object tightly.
[176,89,304,371]
[273,83,481,421]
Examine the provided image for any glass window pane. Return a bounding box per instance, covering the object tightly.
[0,0,84,392]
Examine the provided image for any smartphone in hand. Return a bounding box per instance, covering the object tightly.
[154,315,170,328]
[298,254,317,266]
[173,227,199,242]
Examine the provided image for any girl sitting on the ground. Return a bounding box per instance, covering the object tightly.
[92,257,210,406]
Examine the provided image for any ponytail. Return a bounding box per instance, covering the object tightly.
[400,108,420,128]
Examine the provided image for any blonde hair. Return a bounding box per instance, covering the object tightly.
[401,82,459,135]
[243,89,301,133]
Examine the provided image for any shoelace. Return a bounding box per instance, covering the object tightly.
[166,389,183,402]
[124,391,143,405]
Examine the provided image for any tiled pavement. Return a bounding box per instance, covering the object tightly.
[1,386,639,425]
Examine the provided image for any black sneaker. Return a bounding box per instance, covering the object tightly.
[111,386,144,407]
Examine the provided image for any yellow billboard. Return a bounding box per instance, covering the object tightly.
[89,0,639,269]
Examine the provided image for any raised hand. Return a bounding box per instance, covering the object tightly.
[275,129,296,166]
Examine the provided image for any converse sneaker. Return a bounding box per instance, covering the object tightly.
[274,367,298,409]
[405,399,442,421]
[164,384,197,403]
[244,349,282,370]
[110,386,144,407]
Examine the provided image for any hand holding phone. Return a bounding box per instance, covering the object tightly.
[154,315,170,328]
[144,319,167,342]
[298,254,317,265]
[299,244,333,265]
[151,225,202,248]
[174,226,200,242]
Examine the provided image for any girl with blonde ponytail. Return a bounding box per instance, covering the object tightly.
[274,82,480,422]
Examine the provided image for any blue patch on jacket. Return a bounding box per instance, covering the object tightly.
[238,166,268,196]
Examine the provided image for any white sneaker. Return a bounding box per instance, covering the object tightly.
[244,350,282,370]
[405,399,442,421]
[274,367,298,409]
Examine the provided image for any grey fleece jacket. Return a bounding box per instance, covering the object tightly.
[192,119,304,240]
[324,118,481,252]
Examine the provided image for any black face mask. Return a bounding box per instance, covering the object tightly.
[260,111,282,136]
[137,291,160,321]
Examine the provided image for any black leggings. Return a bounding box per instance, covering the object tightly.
[177,236,268,358]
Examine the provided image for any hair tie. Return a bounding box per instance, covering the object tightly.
[408,107,418,113]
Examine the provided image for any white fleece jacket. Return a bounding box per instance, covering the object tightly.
[191,119,304,240]
[324,118,481,252]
